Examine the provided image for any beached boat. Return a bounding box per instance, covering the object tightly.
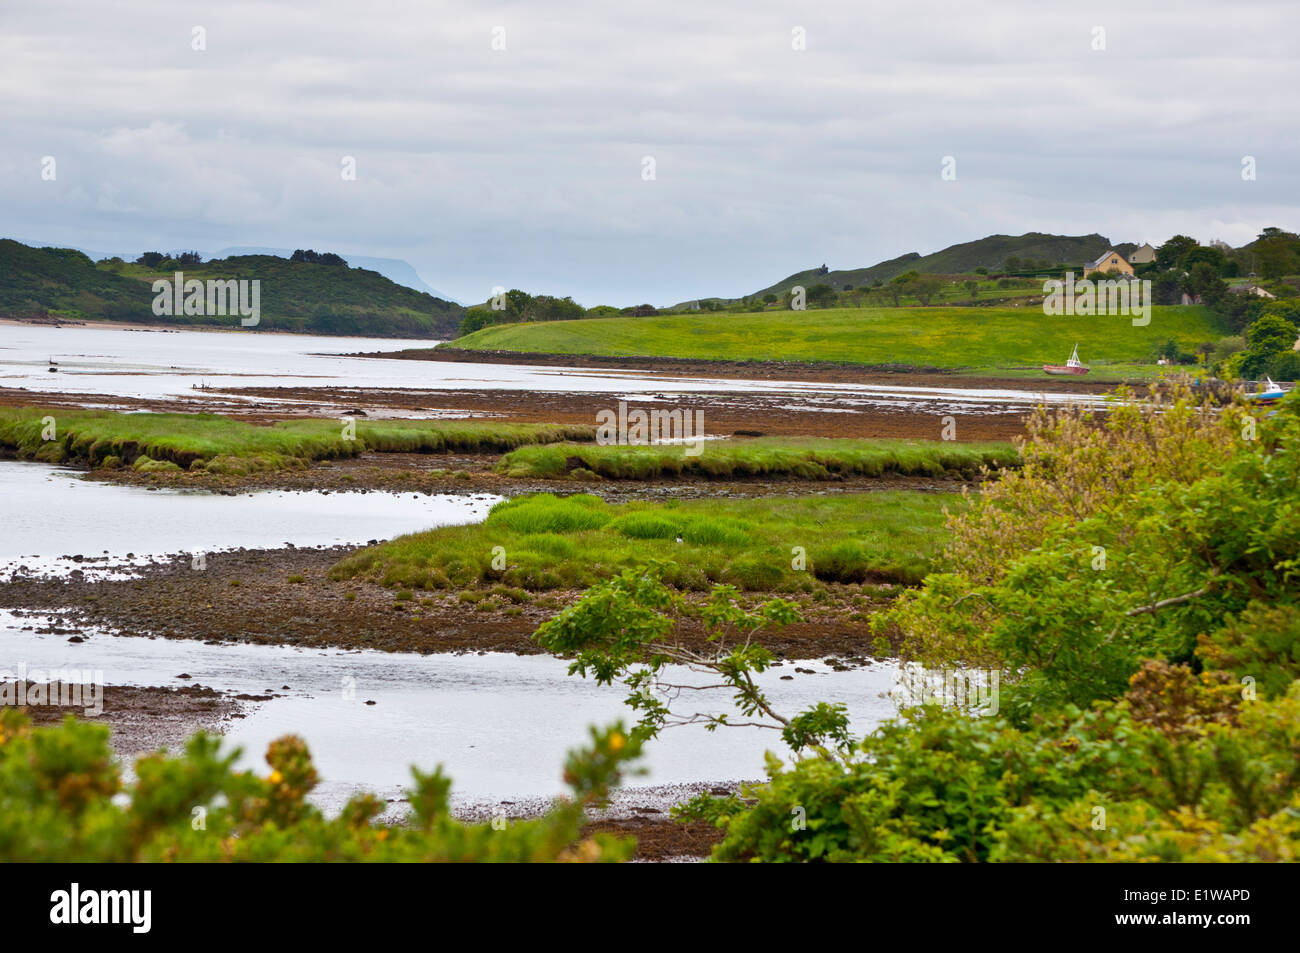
[1244,377,1286,404]
[1043,344,1089,376]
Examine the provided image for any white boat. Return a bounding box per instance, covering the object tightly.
[1043,344,1089,376]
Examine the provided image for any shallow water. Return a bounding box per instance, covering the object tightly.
[1,324,1092,410]
[0,460,498,579]
[0,614,899,810]
[1,325,982,811]
[0,462,901,808]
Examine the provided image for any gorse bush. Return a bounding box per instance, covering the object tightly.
[0,708,641,863]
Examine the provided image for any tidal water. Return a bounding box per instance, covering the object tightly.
[1,323,1093,412]
[0,460,498,580]
[0,612,899,811]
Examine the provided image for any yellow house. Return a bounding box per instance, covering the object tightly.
[1083,249,1134,278]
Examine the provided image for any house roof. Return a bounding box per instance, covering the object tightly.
[1089,250,1128,268]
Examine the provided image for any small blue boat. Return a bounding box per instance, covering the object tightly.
[1244,377,1286,405]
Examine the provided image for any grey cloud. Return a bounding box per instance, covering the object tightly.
[1,0,1296,305]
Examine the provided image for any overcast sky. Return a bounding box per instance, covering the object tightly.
[3,0,1297,306]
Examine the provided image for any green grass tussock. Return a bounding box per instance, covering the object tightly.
[0,408,594,472]
[330,490,956,593]
[497,437,1018,481]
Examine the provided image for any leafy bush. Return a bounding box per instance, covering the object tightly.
[1198,603,1300,700]
[534,567,849,753]
[701,674,1300,863]
[881,379,1296,712]
[645,381,1300,862]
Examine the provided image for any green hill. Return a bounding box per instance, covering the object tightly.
[0,239,463,337]
[677,233,1126,309]
[453,305,1227,372]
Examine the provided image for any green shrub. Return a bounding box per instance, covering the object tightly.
[698,676,1300,862]
[1199,603,1300,700]
[882,382,1299,713]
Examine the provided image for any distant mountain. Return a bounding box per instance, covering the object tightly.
[674,232,1125,308]
[216,246,457,302]
[0,239,463,338]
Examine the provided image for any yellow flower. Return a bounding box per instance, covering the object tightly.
[268,770,283,784]
[609,733,625,753]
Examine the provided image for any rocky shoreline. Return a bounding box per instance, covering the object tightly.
[1,544,893,662]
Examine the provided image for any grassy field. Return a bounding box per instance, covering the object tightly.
[496,437,1018,480]
[0,408,593,473]
[330,490,958,593]
[453,305,1226,370]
